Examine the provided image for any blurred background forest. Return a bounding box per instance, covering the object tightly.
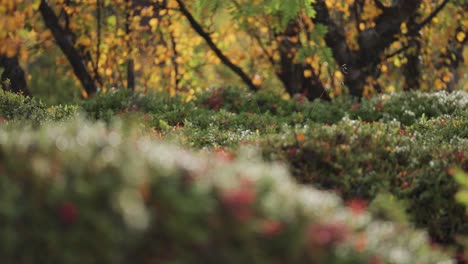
[0,0,467,104]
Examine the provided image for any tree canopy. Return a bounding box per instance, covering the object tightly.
[0,0,466,99]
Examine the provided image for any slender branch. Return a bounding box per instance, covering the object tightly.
[373,0,388,10]
[61,2,101,86]
[385,40,418,59]
[353,1,362,33]
[126,0,135,90]
[95,0,102,86]
[356,0,422,60]
[168,21,180,90]
[251,32,276,67]
[229,0,275,67]
[39,0,98,96]
[407,0,450,36]
[175,0,259,91]
[59,5,95,81]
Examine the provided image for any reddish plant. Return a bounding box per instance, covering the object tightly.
[220,182,256,222]
[57,201,78,226]
[346,199,368,215]
[308,222,348,248]
[259,220,283,237]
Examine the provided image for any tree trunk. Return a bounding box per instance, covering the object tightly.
[313,0,423,97]
[39,0,98,96]
[276,23,329,100]
[127,59,135,90]
[403,16,421,91]
[126,0,135,90]
[0,55,31,96]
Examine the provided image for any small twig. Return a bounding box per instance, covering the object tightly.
[95,0,102,86]
[407,0,450,36]
[168,20,180,90]
[175,0,259,91]
[251,31,276,67]
[373,0,388,11]
[125,0,134,90]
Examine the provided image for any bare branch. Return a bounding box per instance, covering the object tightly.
[407,0,450,36]
[175,0,259,91]
[126,0,135,90]
[250,31,276,68]
[385,39,420,59]
[373,0,388,10]
[39,0,98,96]
[95,0,103,86]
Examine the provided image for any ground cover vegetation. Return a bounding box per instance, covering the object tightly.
[0,88,467,262]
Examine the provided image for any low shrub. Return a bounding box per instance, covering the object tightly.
[0,90,77,123]
[261,118,467,245]
[79,88,467,135]
[194,87,467,126]
[366,91,467,125]
[0,118,452,263]
[2,88,466,259]
[409,111,468,144]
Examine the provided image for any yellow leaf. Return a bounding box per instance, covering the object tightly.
[252,74,263,86]
[394,57,401,68]
[304,69,312,78]
[141,6,154,17]
[77,37,91,46]
[149,18,159,30]
[380,64,388,73]
[289,36,298,43]
[434,78,446,90]
[273,52,281,61]
[456,31,466,43]
[386,85,395,92]
[333,71,343,80]
[105,68,113,76]
[117,28,125,37]
[442,72,452,83]
[359,23,365,31]
[400,23,407,34]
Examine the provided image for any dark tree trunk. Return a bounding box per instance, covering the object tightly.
[276,23,329,100]
[126,0,135,90]
[127,59,135,90]
[402,44,421,91]
[39,0,98,96]
[0,55,31,96]
[313,0,423,97]
[403,16,421,91]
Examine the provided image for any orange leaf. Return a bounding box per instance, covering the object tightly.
[296,133,305,141]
